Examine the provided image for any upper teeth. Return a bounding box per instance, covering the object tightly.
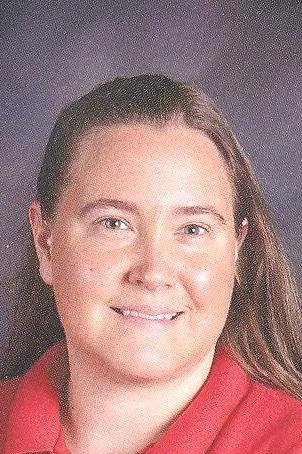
[121,310,177,320]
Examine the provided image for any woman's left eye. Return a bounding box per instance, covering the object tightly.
[181,224,209,236]
[94,217,129,230]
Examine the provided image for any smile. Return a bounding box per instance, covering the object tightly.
[110,307,183,321]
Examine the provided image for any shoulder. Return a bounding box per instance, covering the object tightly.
[213,348,302,451]
[250,378,302,419]
[221,347,302,418]
[0,376,23,447]
[0,376,22,411]
[245,381,302,450]
[0,340,67,451]
[235,365,302,449]
[229,355,302,422]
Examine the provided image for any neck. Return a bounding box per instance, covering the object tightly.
[60,342,217,453]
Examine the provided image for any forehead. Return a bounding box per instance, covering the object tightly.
[63,124,234,217]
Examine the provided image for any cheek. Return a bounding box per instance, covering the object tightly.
[51,241,122,304]
[183,246,236,312]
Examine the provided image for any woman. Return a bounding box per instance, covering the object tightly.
[0,74,301,453]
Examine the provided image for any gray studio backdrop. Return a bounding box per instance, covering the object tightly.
[1,1,301,350]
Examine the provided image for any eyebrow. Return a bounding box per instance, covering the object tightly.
[79,198,227,224]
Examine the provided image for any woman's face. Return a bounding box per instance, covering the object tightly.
[32,124,246,382]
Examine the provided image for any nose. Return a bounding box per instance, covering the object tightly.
[126,240,177,292]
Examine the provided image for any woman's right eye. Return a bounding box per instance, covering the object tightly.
[94,217,129,230]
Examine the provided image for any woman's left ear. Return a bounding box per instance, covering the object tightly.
[235,218,248,261]
[28,200,53,286]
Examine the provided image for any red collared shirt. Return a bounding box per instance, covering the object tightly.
[1,340,301,453]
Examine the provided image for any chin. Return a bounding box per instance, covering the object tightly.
[116,355,186,384]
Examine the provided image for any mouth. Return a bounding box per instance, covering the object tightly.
[110,307,184,321]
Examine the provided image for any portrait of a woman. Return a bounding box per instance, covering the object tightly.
[0,74,301,453]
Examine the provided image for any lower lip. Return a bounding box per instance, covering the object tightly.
[110,308,183,329]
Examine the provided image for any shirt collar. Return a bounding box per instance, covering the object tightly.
[4,341,250,454]
[144,346,250,452]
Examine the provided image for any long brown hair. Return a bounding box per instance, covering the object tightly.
[1,74,301,399]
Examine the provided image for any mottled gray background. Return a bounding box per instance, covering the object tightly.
[1,0,301,349]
